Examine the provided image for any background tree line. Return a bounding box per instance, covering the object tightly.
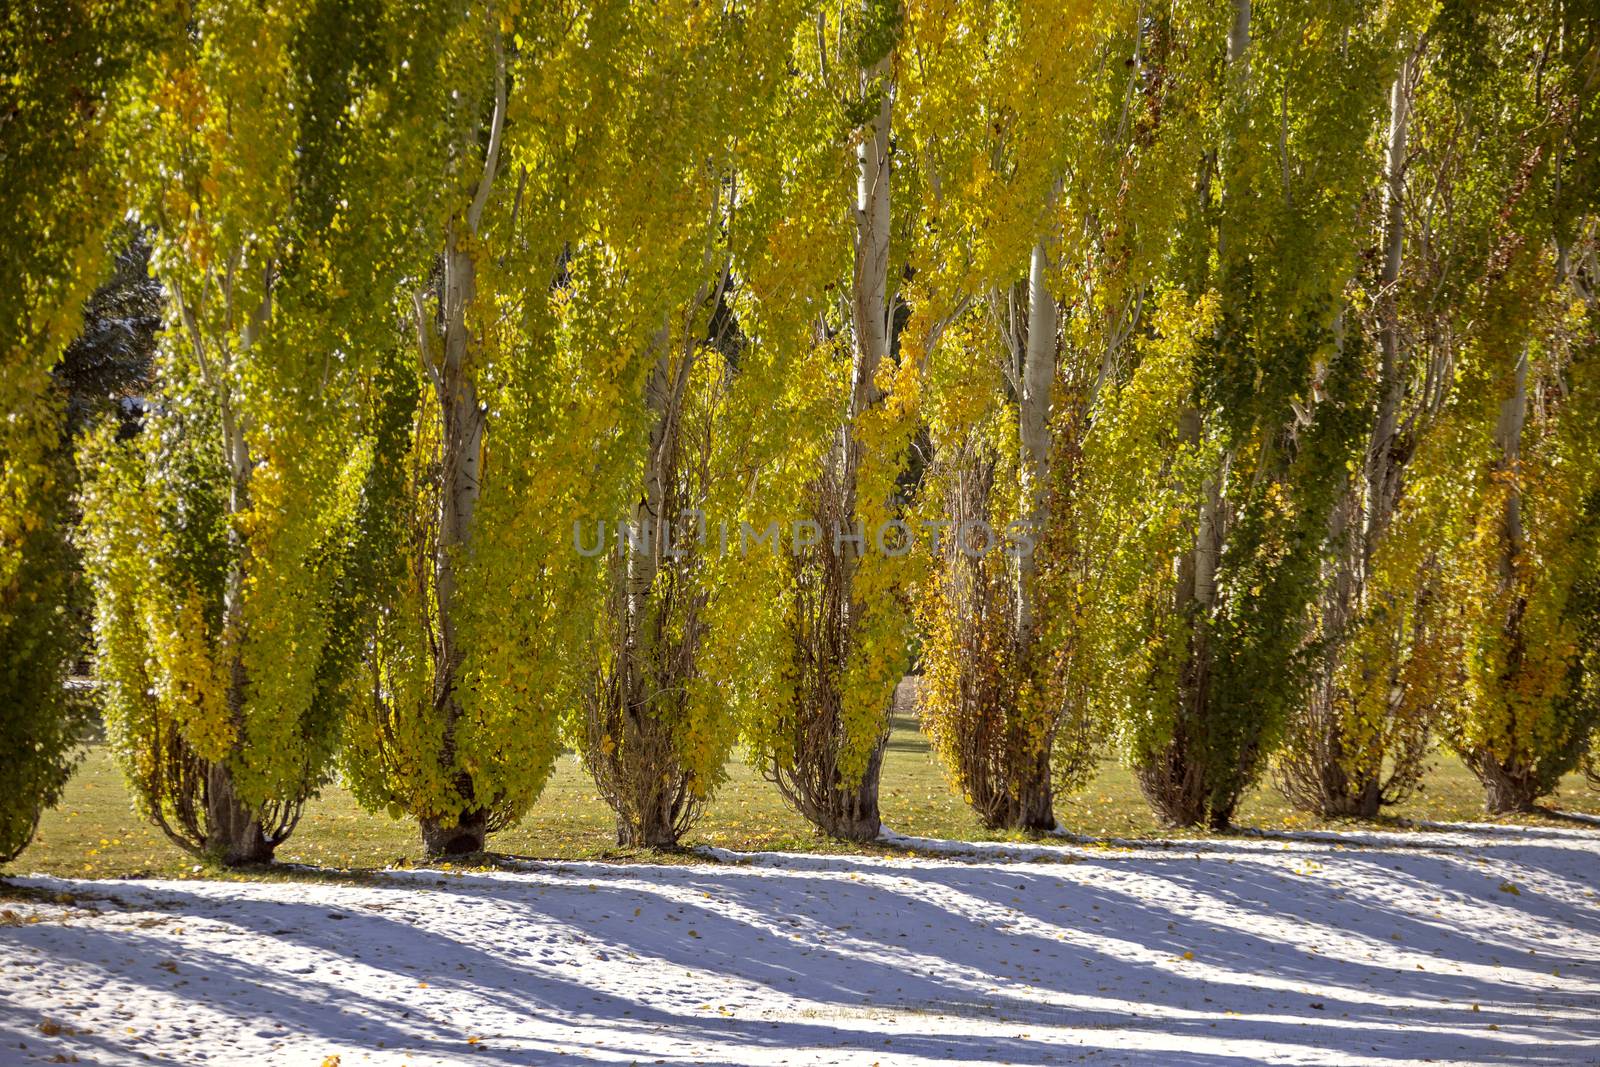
[3,0,1596,866]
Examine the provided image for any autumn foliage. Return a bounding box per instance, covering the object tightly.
[2,0,1596,866]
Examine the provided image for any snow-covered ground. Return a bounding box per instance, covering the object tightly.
[3,825,1599,1066]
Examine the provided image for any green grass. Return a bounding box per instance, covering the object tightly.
[8,705,1598,882]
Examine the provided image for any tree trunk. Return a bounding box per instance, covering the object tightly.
[617,810,684,849]
[204,762,275,866]
[848,55,893,431]
[1493,348,1528,577]
[1480,761,1538,815]
[1285,53,1416,819]
[610,330,693,849]
[1148,4,1249,830]
[416,38,505,856]
[1364,53,1412,551]
[422,223,491,855]
[1012,747,1056,834]
[420,808,488,858]
[200,283,275,868]
[801,49,892,842]
[1016,237,1055,640]
[1003,238,1060,835]
[816,736,887,842]
[839,48,894,539]
[1228,0,1250,67]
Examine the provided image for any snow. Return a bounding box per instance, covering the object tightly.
[3,825,1600,1066]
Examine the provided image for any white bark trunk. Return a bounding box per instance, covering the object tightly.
[430,29,505,696]
[1364,53,1412,556]
[434,223,486,679]
[849,57,893,428]
[1016,237,1055,638]
[1228,0,1250,67]
[414,34,505,855]
[188,267,273,864]
[1191,0,1250,614]
[1494,348,1529,582]
[837,50,893,598]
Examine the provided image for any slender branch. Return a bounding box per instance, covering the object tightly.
[467,27,507,236]
[412,289,444,398]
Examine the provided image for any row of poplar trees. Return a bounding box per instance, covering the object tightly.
[3,0,1597,866]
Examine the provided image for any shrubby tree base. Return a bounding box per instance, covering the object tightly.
[966,748,1056,833]
[1276,680,1430,820]
[1474,765,1539,816]
[204,764,279,867]
[134,745,300,869]
[923,672,1057,833]
[1283,752,1384,820]
[775,737,887,843]
[918,452,1068,837]
[420,807,489,858]
[586,668,704,850]
[1135,746,1213,830]
[772,492,893,845]
[1134,723,1244,832]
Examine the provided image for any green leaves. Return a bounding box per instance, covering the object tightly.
[9,0,1596,864]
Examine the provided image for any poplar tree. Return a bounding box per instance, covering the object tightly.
[757,0,913,842]
[1277,15,1439,819]
[577,1,838,848]
[1400,0,1600,812]
[1088,0,1389,828]
[78,0,440,865]
[1,0,158,862]
[904,0,1128,832]
[340,1,605,857]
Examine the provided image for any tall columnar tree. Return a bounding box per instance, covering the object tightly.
[78,0,440,865]
[1086,0,1391,829]
[0,1,159,863]
[338,1,802,855]
[1276,16,1442,819]
[1401,0,1600,813]
[903,0,1130,833]
[576,2,828,848]
[343,2,586,857]
[343,1,525,859]
[758,0,914,842]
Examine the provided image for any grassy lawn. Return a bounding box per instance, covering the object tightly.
[9,694,1599,881]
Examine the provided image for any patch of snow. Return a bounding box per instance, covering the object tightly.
[4,825,1599,1065]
